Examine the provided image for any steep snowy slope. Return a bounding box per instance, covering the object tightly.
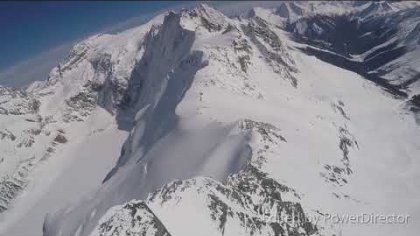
[0,14,165,236]
[36,4,420,236]
[0,2,419,236]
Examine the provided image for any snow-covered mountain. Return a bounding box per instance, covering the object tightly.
[0,2,419,236]
[281,1,420,99]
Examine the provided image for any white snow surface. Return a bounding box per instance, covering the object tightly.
[0,12,165,236]
[0,109,127,236]
[44,4,420,236]
[0,3,419,236]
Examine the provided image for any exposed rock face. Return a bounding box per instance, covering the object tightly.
[43,4,420,236]
[286,3,420,100]
[95,163,316,236]
[92,201,171,236]
[242,16,298,87]
[0,86,40,115]
[0,6,162,221]
[1,3,420,236]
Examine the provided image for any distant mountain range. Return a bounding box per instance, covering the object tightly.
[0,2,419,236]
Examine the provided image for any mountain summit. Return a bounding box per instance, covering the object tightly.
[0,3,419,236]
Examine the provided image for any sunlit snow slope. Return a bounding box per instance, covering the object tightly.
[0,2,419,236]
[0,14,164,236]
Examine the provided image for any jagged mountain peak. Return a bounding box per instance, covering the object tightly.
[1,2,420,236]
[178,3,231,33]
[93,168,316,236]
[275,2,305,21]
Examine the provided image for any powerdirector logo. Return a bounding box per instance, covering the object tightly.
[317,213,411,225]
[264,212,411,225]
